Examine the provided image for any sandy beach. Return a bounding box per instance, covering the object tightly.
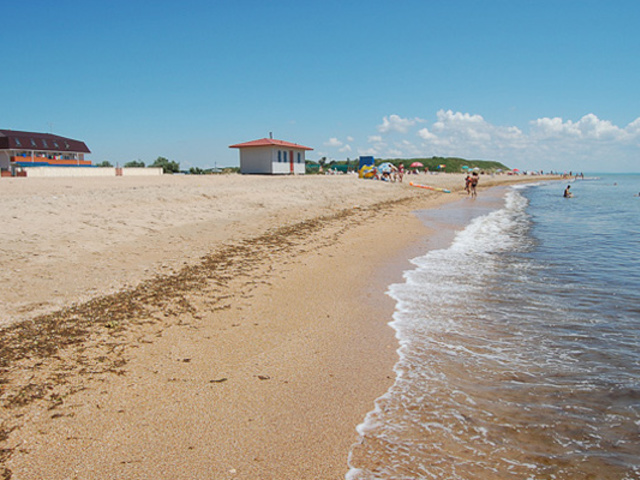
[0,172,555,479]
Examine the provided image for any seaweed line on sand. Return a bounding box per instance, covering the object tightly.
[0,196,415,473]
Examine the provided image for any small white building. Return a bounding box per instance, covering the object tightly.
[229,137,313,175]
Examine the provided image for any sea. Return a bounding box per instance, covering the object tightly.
[346,174,640,480]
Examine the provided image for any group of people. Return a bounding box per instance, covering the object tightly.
[464,172,479,197]
[373,163,404,183]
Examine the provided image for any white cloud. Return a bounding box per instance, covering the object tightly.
[343,110,639,172]
[377,114,422,134]
[530,114,624,141]
[346,136,354,142]
[626,117,640,136]
[358,147,379,156]
[417,127,437,141]
[434,110,486,129]
[339,144,352,152]
[324,137,343,147]
[433,109,493,142]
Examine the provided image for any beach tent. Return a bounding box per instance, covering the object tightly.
[358,156,375,170]
[359,164,375,179]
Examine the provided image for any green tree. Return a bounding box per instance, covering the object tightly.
[150,156,180,174]
[124,160,145,168]
[95,160,113,167]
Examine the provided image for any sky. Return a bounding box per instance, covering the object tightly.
[2,0,639,173]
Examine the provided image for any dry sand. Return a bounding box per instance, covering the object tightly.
[0,172,556,479]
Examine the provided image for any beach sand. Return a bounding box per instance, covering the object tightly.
[0,172,555,479]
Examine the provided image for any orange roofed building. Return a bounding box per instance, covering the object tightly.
[229,137,313,175]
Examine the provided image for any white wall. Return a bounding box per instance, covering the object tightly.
[239,146,306,175]
[273,148,306,174]
[0,152,10,170]
[25,167,116,177]
[239,146,272,174]
[121,168,163,176]
[23,167,164,178]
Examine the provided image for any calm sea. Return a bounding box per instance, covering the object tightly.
[347,174,640,479]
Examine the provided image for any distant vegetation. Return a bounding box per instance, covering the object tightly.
[378,156,510,173]
[187,166,239,175]
[124,160,145,168]
[149,156,180,174]
[306,156,510,174]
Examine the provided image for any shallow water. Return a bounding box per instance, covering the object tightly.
[347,174,640,479]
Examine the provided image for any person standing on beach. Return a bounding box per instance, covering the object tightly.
[465,174,471,194]
[470,172,479,198]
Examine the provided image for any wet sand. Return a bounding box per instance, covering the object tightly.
[0,172,556,479]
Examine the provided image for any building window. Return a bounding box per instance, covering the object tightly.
[30,138,37,147]
[15,138,21,147]
[297,152,301,163]
[278,150,281,162]
[53,141,60,149]
[284,151,288,162]
[42,139,49,148]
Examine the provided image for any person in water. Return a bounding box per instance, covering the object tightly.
[564,185,573,198]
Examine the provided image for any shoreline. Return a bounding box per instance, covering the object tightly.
[0,173,558,479]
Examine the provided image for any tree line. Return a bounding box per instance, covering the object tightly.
[94,157,180,174]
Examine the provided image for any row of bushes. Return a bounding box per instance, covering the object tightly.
[95,157,242,175]
[94,157,180,173]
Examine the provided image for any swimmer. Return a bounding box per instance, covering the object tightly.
[563,185,573,198]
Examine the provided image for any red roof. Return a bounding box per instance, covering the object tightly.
[0,129,91,153]
[229,138,313,151]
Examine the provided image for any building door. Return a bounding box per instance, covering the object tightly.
[290,150,294,174]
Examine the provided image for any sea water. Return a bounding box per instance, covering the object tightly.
[347,174,640,479]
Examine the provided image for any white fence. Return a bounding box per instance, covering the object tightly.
[22,167,163,178]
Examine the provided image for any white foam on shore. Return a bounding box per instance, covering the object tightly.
[345,187,532,479]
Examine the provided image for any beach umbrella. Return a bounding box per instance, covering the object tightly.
[378,162,393,172]
[410,162,424,168]
[462,166,469,170]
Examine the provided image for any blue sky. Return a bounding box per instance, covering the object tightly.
[2,0,639,172]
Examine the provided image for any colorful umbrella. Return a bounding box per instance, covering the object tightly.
[410,162,424,168]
